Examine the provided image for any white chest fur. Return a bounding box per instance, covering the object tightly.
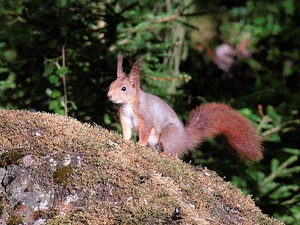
[121,104,139,131]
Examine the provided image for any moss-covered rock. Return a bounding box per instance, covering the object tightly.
[0,110,283,224]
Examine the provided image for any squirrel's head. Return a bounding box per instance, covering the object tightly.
[107,53,142,104]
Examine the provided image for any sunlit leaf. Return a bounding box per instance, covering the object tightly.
[45,88,52,97]
[49,100,59,110]
[283,148,300,156]
[51,90,61,98]
[56,66,68,77]
[49,75,59,84]
[267,105,280,121]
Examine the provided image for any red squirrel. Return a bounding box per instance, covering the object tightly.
[107,53,263,161]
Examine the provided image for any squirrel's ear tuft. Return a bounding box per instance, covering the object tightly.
[117,52,125,78]
[130,58,143,77]
[129,58,143,87]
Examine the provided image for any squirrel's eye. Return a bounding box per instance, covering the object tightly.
[121,86,126,91]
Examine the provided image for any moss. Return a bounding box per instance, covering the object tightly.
[33,209,58,220]
[0,110,284,225]
[0,151,24,167]
[53,165,74,185]
[8,213,23,225]
[0,196,4,216]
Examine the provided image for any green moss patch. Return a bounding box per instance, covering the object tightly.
[0,151,24,167]
[53,165,74,185]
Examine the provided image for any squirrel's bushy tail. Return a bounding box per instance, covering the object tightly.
[184,103,263,161]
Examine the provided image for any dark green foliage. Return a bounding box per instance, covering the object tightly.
[182,1,300,224]
[43,56,77,115]
[0,0,300,224]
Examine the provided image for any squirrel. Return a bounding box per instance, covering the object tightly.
[107,53,263,161]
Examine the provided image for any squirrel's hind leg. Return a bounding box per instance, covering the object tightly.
[144,127,161,151]
[159,124,189,156]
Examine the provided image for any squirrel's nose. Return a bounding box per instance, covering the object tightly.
[107,92,112,99]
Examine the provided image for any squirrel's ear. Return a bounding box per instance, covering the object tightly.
[129,58,143,88]
[117,52,125,78]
